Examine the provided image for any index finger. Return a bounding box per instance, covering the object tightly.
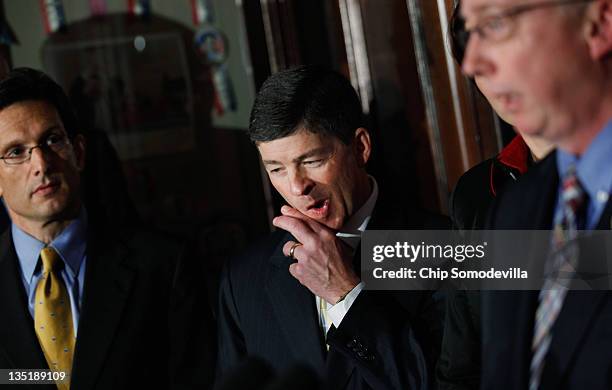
[273,214,316,245]
[280,205,329,234]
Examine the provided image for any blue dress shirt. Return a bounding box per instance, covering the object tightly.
[555,121,612,230]
[12,209,88,333]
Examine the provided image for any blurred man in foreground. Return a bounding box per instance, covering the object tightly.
[460,0,612,389]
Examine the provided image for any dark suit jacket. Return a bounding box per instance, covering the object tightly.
[0,204,8,235]
[436,290,481,390]
[438,136,532,390]
[217,198,448,390]
[450,135,530,232]
[481,152,612,390]
[0,224,215,389]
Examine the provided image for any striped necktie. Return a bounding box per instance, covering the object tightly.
[529,165,586,390]
[34,247,75,390]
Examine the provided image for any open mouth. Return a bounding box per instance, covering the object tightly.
[305,199,330,219]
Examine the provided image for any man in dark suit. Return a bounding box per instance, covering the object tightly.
[217,66,446,389]
[0,68,214,389]
[460,0,612,389]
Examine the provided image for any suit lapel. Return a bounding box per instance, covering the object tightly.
[542,198,612,387]
[482,290,538,389]
[541,291,607,389]
[0,230,55,390]
[264,234,325,372]
[325,341,356,389]
[70,229,135,389]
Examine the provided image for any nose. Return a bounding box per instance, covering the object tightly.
[29,146,52,176]
[461,34,494,78]
[288,168,314,197]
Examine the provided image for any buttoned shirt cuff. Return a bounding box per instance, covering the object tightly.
[327,281,365,328]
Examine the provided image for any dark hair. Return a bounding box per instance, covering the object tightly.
[248,65,364,144]
[0,67,79,138]
[449,0,467,65]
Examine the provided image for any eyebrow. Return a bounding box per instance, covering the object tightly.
[461,3,503,19]
[0,125,64,152]
[262,146,332,166]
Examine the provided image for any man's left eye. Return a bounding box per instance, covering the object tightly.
[483,15,508,33]
[303,159,323,166]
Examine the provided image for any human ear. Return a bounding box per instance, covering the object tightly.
[585,0,612,60]
[72,134,87,172]
[352,127,371,167]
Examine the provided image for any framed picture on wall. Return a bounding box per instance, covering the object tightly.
[42,32,195,160]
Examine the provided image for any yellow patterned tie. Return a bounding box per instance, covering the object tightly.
[34,247,75,390]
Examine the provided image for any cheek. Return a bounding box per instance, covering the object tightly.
[65,165,81,189]
[1,178,26,208]
[269,176,293,202]
[320,159,347,185]
[57,157,83,187]
[330,166,356,203]
[516,33,575,102]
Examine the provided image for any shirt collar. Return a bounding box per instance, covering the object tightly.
[556,120,612,201]
[336,176,379,249]
[12,208,88,282]
[497,135,530,175]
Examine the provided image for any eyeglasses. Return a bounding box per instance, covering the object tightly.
[458,0,594,47]
[0,133,72,165]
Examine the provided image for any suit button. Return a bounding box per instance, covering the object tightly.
[347,338,358,348]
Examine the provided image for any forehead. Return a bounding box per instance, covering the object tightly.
[0,100,63,144]
[257,129,340,161]
[461,0,522,17]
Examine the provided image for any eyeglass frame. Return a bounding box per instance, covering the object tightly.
[456,0,594,50]
[0,132,74,166]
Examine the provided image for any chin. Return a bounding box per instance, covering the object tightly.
[325,216,345,230]
[37,199,72,219]
[513,117,539,136]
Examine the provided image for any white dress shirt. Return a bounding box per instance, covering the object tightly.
[317,176,378,334]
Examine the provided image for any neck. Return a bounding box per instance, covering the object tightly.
[13,219,73,244]
[559,72,612,156]
[521,133,554,161]
[558,113,610,156]
[351,174,373,216]
[9,205,80,244]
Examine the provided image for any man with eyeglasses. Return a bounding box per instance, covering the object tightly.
[459,0,612,389]
[0,68,215,389]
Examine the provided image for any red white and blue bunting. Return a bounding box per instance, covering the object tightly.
[191,0,237,115]
[39,0,67,34]
[127,0,151,19]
